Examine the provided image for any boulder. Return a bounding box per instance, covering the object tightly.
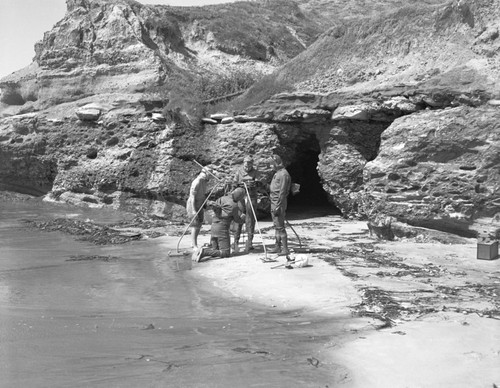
[220,117,234,124]
[151,113,165,122]
[233,115,267,123]
[381,97,419,114]
[363,105,500,237]
[76,108,101,121]
[201,118,218,125]
[210,113,230,120]
[275,108,330,123]
[331,105,371,121]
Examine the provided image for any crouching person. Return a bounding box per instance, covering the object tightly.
[193,188,247,262]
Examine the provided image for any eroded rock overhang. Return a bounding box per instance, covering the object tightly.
[233,85,500,237]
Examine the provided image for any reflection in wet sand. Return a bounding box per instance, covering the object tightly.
[0,200,354,387]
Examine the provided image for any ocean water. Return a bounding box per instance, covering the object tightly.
[0,198,347,387]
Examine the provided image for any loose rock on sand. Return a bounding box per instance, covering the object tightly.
[23,209,500,386]
[186,214,500,387]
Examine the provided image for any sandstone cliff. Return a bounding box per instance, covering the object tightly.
[0,0,335,219]
[0,0,334,112]
[0,0,499,238]
[236,0,500,237]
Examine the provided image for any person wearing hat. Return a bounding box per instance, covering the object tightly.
[193,187,247,262]
[186,167,210,249]
[232,156,263,252]
[269,155,292,258]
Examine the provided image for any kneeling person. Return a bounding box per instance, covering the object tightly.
[193,188,246,262]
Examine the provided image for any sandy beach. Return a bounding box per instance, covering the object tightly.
[2,197,499,387]
[188,214,500,387]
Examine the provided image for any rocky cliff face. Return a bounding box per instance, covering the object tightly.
[236,0,500,237]
[0,0,331,219]
[363,104,500,237]
[0,0,331,112]
[0,0,499,237]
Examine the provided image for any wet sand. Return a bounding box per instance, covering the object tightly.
[191,215,500,387]
[1,197,499,387]
[0,200,373,387]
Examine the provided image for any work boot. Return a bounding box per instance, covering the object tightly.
[268,232,281,254]
[278,232,290,258]
[244,240,253,253]
[192,247,207,262]
[232,238,240,253]
[244,234,254,253]
[269,242,281,254]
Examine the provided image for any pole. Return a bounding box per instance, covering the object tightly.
[176,183,219,253]
[242,182,268,260]
[285,219,302,248]
[193,159,222,182]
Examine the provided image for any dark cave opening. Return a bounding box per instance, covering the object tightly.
[285,138,340,218]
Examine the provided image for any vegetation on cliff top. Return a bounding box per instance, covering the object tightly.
[140,0,324,63]
[225,0,498,111]
[143,0,452,116]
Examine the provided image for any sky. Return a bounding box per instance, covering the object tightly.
[0,0,236,79]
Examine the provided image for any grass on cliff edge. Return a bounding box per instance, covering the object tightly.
[144,69,261,119]
[222,1,452,112]
[146,1,452,116]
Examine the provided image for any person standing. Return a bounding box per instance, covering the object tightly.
[186,167,210,249]
[269,155,292,258]
[193,188,247,262]
[232,156,262,252]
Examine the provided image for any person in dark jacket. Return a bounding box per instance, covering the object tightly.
[269,155,292,258]
[232,155,263,252]
[193,188,247,262]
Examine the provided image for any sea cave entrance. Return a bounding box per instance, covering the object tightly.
[285,136,340,219]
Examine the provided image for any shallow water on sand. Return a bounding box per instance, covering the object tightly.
[0,199,351,387]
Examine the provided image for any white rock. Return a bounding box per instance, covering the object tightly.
[151,113,165,121]
[201,118,218,124]
[76,108,101,121]
[331,105,370,121]
[210,113,229,120]
[220,117,234,124]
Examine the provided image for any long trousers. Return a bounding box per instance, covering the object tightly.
[234,197,257,241]
[203,231,231,258]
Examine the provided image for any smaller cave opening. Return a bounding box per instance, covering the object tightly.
[285,139,340,219]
